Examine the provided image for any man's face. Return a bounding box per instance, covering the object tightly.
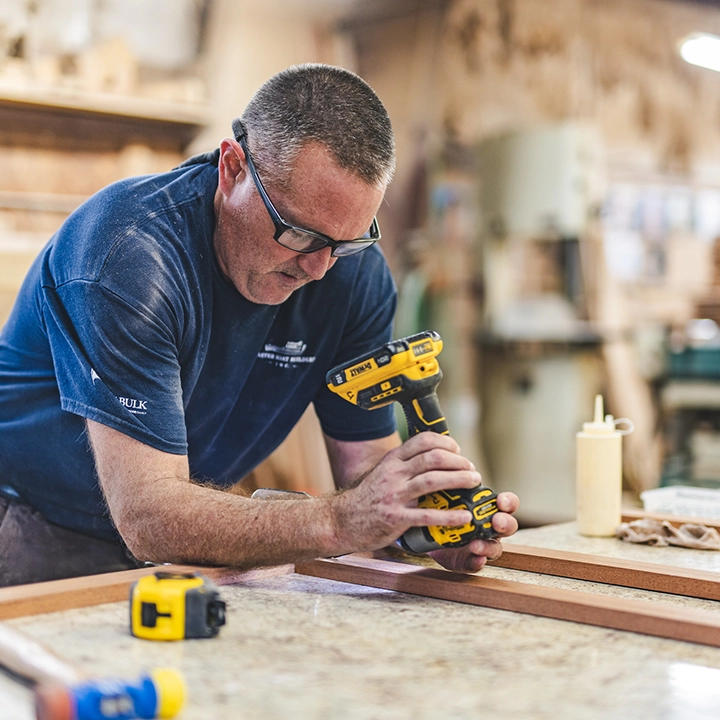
[213,139,385,305]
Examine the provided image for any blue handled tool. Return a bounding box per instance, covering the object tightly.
[35,669,185,720]
[0,621,185,720]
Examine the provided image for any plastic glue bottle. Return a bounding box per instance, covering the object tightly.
[576,394,633,537]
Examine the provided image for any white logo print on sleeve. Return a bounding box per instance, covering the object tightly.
[117,397,148,415]
[92,367,149,415]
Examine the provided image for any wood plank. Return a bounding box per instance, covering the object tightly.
[0,564,293,620]
[0,190,87,214]
[0,96,204,152]
[0,85,209,125]
[296,555,720,648]
[621,508,720,532]
[492,544,720,599]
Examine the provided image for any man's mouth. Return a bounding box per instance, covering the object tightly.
[277,270,308,282]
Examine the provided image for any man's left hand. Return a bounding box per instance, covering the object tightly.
[427,491,519,573]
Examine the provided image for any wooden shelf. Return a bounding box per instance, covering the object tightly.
[0,190,87,214]
[0,83,209,152]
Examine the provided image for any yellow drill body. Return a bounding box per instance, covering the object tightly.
[326,331,500,553]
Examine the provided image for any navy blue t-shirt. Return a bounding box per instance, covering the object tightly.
[0,162,397,541]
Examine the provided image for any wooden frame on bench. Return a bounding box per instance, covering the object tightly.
[296,554,720,649]
[0,564,293,620]
[493,544,720,600]
[2,508,719,649]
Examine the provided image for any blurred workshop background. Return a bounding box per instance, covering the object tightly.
[2,0,720,526]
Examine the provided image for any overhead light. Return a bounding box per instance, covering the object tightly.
[679,32,720,73]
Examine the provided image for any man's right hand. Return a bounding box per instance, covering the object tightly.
[327,432,480,554]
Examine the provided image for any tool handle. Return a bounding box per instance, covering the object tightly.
[399,390,500,553]
[0,622,82,687]
[403,392,448,435]
[35,669,186,720]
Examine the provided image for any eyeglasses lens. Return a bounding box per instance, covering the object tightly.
[277,228,327,253]
[276,227,376,257]
[332,241,376,257]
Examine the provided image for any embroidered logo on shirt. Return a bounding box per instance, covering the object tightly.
[258,340,316,369]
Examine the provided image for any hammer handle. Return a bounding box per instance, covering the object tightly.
[0,621,82,686]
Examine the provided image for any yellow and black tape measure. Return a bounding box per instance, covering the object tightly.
[130,572,226,641]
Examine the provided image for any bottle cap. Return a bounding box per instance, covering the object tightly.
[582,395,616,434]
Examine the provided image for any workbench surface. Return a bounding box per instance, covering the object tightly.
[2,522,720,720]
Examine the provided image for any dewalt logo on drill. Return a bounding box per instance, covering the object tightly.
[350,361,373,377]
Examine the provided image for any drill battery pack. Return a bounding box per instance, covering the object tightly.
[398,487,500,554]
[130,572,226,641]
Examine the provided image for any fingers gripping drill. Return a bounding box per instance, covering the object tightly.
[326,331,500,554]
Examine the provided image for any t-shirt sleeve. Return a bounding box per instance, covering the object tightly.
[42,273,188,455]
[313,249,398,442]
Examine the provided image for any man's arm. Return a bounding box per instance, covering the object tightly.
[87,420,339,567]
[87,419,484,568]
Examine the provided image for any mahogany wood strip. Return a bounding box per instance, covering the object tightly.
[296,555,720,648]
[622,508,720,532]
[492,544,720,600]
[0,564,293,620]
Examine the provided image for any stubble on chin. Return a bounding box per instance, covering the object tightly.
[242,271,306,305]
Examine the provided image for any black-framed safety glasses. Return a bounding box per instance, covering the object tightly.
[234,125,380,257]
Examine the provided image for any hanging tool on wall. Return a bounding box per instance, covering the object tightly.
[0,621,185,720]
[326,330,501,554]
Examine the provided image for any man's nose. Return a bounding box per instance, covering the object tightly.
[297,247,336,281]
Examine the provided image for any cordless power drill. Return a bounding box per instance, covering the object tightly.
[326,330,500,554]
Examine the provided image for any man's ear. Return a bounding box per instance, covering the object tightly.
[217,137,246,196]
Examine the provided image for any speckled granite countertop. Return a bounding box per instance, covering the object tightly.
[2,523,720,720]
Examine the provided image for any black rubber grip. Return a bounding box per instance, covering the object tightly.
[403,392,448,435]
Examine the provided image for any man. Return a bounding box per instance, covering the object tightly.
[0,64,518,586]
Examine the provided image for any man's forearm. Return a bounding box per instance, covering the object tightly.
[87,419,349,568]
[119,478,345,567]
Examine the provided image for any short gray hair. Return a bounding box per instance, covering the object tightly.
[238,64,395,190]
